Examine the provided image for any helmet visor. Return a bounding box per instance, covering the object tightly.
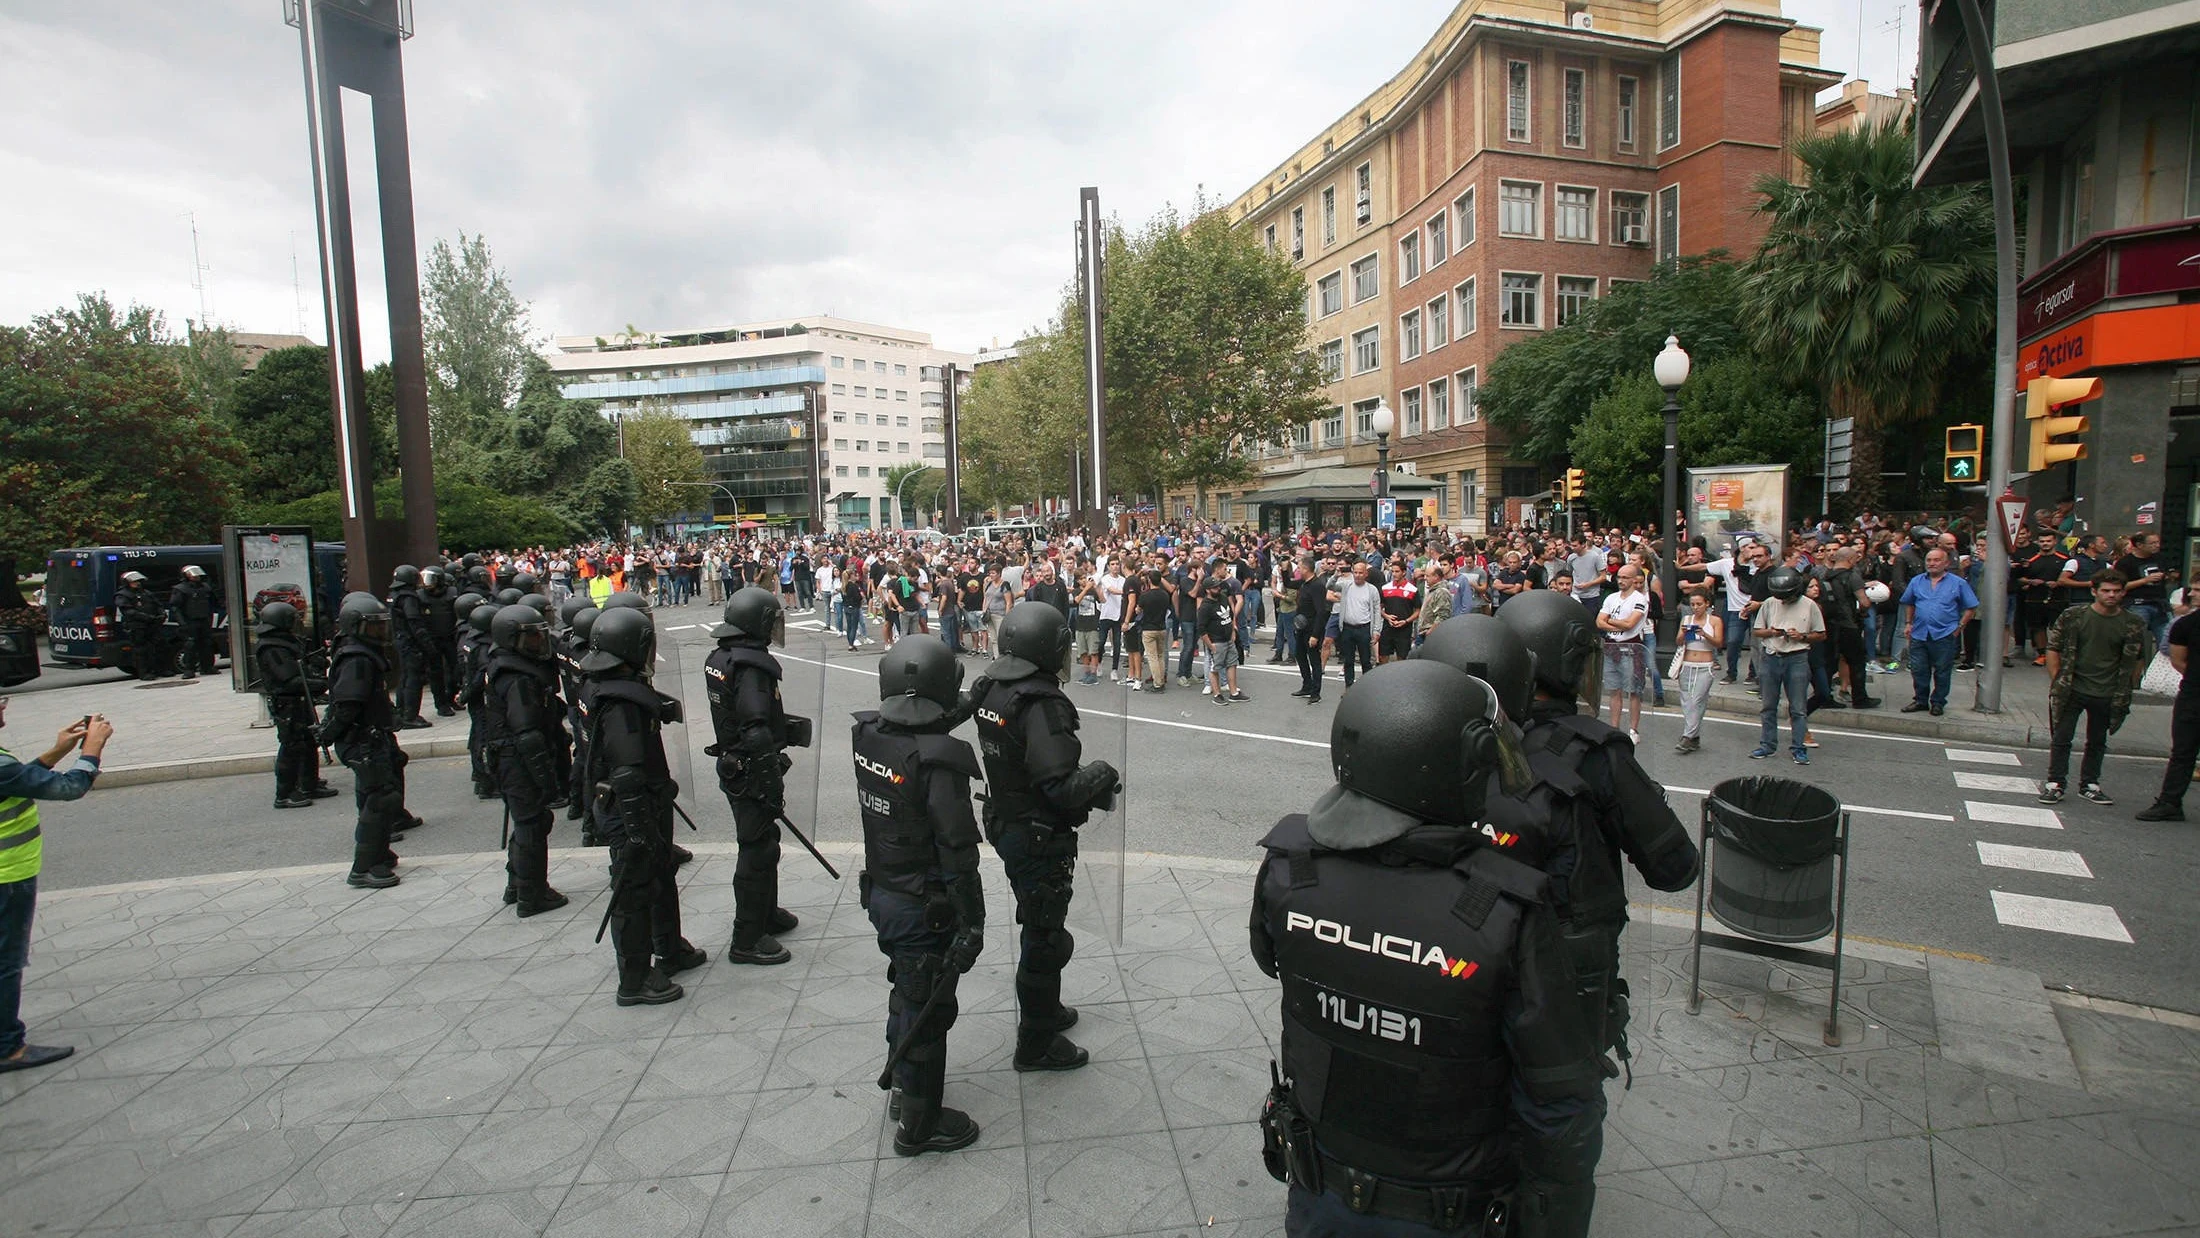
[1573,631,1603,706]
[769,609,787,647]
[1463,677,1535,799]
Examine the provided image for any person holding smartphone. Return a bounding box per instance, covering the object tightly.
[0,700,112,1073]
[1673,591,1724,753]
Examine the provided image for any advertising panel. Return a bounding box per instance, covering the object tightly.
[1686,464,1789,554]
[223,525,321,693]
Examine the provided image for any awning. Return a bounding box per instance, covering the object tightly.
[1240,465,1446,505]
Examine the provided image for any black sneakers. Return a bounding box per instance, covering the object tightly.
[346,866,399,889]
[2078,783,2113,805]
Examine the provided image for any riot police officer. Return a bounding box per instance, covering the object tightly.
[457,597,499,800]
[561,605,602,836]
[855,636,987,1155]
[254,602,332,809]
[317,592,417,889]
[704,587,809,965]
[580,605,704,1005]
[169,565,215,679]
[969,601,1119,1071]
[114,571,167,681]
[420,566,459,716]
[485,605,572,917]
[1251,660,1607,1238]
[387,565,435,729]
[1495,591,1699,1071]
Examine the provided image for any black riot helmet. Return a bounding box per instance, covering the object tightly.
[467,565,494,592]
[568,606,601,646]
[1309,660,1531,850]
[491,603,552,659]
[512,571,540,596]
[120,571,147,586]
[494,588,524,606]
[453,592,486,626]
[1411,613,1539,723]
[390,565,421,589]
[1766,566,1807,602]
[254,601,299,636]
[556,595,591,629]
[517,593,552,616]
[878,635,964,728]
[712,586,784,643]
[420,566,445,591]
[1498,588,1602,705]
[994,600,1072,681]
[604,590,650,613]
[461,552,483,570]
[336,591,390,641]
[467,602,501,637]
[580,604,655,676]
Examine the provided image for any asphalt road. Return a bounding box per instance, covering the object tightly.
[31,605,2200,1013]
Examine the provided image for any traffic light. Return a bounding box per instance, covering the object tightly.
[2024,375,2100,472]
[1943,424,1983,484]
[1564,468,1586,500]
[1552,477,1567,503]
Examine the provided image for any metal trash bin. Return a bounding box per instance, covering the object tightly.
[1688,776,1852,1045]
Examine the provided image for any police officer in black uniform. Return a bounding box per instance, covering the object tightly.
[170,565,216,679]
[854,635,988,1155]
[704,587,809,965]
[1251,660,1607,1238]
[386,566,435,729]
[254,602,333,810]
[484,605,572,917]
[561,604,602,836]
[580,605,704,1006]
[457,597,499,800]
[318,592,418,890]
[969,600,1120,1071]
[114,571,167,681]
[420,566,459,716]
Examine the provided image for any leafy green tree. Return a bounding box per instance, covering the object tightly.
[621,400,705,531]
[1743,120,1994,510]
[957,328,1090,512]
[422,232,534,461]
[243,478,577,551]
[1481,256,1753,466]
[176,322,245,423]
[463,357,634,535]
[0,294,247,563]
[1568,358,1824,522]
[226,344,399,505]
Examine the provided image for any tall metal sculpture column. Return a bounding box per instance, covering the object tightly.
[1075,188,1108,535]
[289,0,436,593]
[940,362,964,534]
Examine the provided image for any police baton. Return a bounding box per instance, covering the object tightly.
[773,811,840,880]
[499,802,511,851]
[876,969,957,1090]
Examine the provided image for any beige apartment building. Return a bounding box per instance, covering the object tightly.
[1174,0,1835,534]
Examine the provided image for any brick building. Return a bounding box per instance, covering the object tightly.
[1188,0,1836,534]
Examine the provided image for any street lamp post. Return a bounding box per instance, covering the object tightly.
[1370,399,1395,499]
[1654,335,1692,637]
[890,467,935,532]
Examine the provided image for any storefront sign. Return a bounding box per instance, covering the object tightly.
[2114,231,2200,298]
[2018,247,2108,338]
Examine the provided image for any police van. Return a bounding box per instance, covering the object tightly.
[43,543,347,670]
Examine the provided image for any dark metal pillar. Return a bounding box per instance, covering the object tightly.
[1077,188,1108,536]
[941,363,964,534]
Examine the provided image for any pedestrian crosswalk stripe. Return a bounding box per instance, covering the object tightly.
[1952,771,2039,794]
[1945,748,2022,766]
[1989,890,2132,942]
[1976,842,2093,878]
[1964,801,2064,830]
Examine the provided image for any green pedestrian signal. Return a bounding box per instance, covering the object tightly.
[1944,424,1983,485]
[1950,458,1973,480]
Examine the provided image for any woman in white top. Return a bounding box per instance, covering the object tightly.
[1098,565,1127,681]
[815,559,839,632]
[1673,589,1724,754]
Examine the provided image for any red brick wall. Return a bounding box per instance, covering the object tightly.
[1659,24,1787,257]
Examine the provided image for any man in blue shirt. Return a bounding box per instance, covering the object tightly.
[0,697,111,1072]
[1899,548,1979,716]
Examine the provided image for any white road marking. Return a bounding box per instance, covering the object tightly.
[1965,801,2063,830]
[1953,771,2040,794]
[1662,785,1954,822]
[1976,842,2093,878]
[1989,890,2132,943]
[1946,748,2022,766]
[665,625,701,632]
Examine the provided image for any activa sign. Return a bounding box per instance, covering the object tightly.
[2019,320,2094,383]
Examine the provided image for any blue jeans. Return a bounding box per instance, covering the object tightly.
[1272,612,1299,660]
[2131,603,2170,654]
[1908,633,1959,708]
[1757,651,1811,754]
[843,602,869,645]
[1723,607,1750,680]
[0,876,36,1057]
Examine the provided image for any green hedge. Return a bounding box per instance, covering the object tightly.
[241,478,579,552]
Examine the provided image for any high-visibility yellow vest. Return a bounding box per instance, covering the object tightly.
[0,745,43,885]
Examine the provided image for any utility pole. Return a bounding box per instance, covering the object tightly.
[1076,188,1108,536]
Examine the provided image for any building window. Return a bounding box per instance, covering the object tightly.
[1400,309,1422,361]
[856,439,869,451]
[833,438,849,451]
[1617,76,1638,148]
[854,386,867,398]
[1319,338,1344,382]
[1356,162,1373,225]
[1294,421,1313,449]
[1427,294,1449,349]
[1507,60,1532,142]
[1456,278,1476,335]
[1563,68,1586,148]
[921,391,943,407]
[1658,54,1680,151]
[1429,376,1450,430]
[1460,468,1477,519]
[1318,271,1344,317]
[1457,368,1480,422]
[1402,387,1423,435]
[831,356,845,367]
[1456,187,1475,247]
[895,415,908,426]
[832,383,848,396]
[854,359,868,372]
[1352,327,1381,375]
[1291,207,1305,261]
[1657,184,1680,263]
[1555,187,1595,241]
[1500,181,1541,237]
[1611,191,1649,245]
[898,441,911,454]
[1322,185,1337,244]
[858,466,870,477]
[1500,273,1541,328]
[1351,254,1380,303]
[1556,276,1597,326]
[1324,407,1345,444]
[835,465,849,477]
[895,363,908,375]
[832,411,846,423]
[1426,211,1448,265]
[1400,232,1421,284]
[1353,398,1379,436]
[1264,223,1277,253]
[896,390,909,401]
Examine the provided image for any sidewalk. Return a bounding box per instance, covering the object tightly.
[3,847,2195,1237]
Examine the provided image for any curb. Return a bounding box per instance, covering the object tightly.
[95,735,473,789]
[1699,690,2173,758]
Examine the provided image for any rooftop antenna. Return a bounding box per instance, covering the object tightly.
[185,211,213,326]
[1879,11,1907,87]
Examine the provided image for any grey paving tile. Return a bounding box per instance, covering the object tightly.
[630,1028,780,1102]
[1150,1050,1268,1131]
[431,992,586,1052]
[497,1038,659,1110]
[1117,950,1235,1003]
[503,949,618,998]
[551,987,699,1047]
[803,931,894,978]
[253,930,381,972]
[1028,1130,1196,1238]
[0,1068,157,1148]
[1936,1113,2200,1236]
[1115,912,1213,956]
[260,1114,480,1209]
[219,1057,413,1132]
[302,1000,485,1066]
[2057,1005,2200,1110]
[183,1008,365,1070]
[420,1101,612,1195]
[767,1020,894,1090]
[82,1215,247,1238]
[580,1096,743,1182]
[1171,1121,1278,1226]
[1798,1135,1938,1238]
[1919,1053,2122,1131]
[1665,1149,1913,1237]
[968,1001,1143,1075]
[705,1159,873,1238]
[1589,1167,1732,1238]
[0,1139,165,1232]
[867,1143,1029,1238]
[791,971,891,1026]
[731,1085,888,1171]
[379,958,524,1007]
[1626,996,1791,1076]
[152,969,321,1021]
[669,973,805,1036]
[1809,1045,1934,1130]
[56,1014,255,1079]
[870,1069,1025,1158]
[43,976,211,1028]
[550,1174,717,1238]
[1023,1056,1168,1144]
[360,1047,542,1120]
[72,1065,289,1144]
[100,1124,339,1225]
[1132,991,1266,1058]
[384,1186,566,1238]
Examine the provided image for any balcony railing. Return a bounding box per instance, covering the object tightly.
[557,366,824,401]
[707,449,811,473]
[691,418,803,446]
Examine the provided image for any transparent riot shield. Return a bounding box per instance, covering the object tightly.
[653,635,698,838]
[1072,658,1128,949]
[1616,642,1693,1099]
[777,622,832,890]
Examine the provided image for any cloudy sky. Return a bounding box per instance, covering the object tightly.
[0,0,1914,359]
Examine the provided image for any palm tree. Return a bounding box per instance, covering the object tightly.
[1743,120,1994,511]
